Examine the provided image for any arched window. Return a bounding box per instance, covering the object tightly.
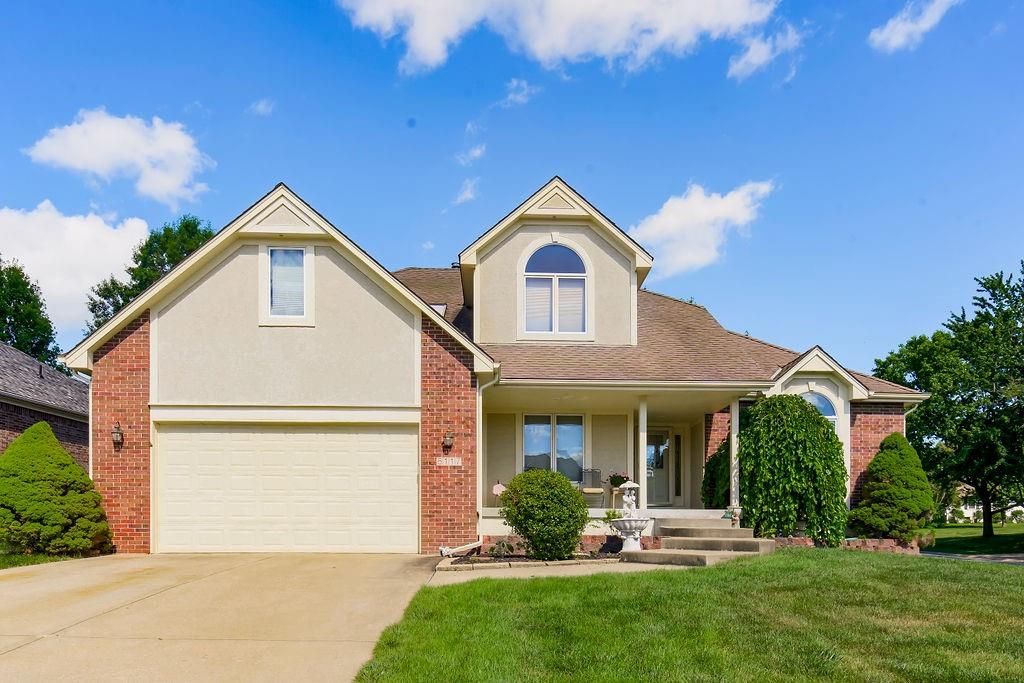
[524,244,587,333]
[802,391,838,431]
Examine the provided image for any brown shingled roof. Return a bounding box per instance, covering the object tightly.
[392,267,919,394]
[0,342,88,417]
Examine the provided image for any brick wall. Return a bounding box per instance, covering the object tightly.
[704,407,730,462]
[91,312,151,553]
[1,401,88,469]
[419,319,478,553]
[849,403,905,505]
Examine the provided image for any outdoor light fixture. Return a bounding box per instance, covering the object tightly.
[442,431,455,450]
[111,422,124,447]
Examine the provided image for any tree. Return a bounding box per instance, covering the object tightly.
[739,395,848,546]
[0,256,62,368]
[848,433,934,542]
[0,422,111,555]
[86,215,214,332]
[875,262,1024,538]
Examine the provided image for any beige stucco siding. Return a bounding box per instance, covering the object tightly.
[476,222,634,345]
[484,413,515,504]
[155,244,418,406]
[592,415,628,479]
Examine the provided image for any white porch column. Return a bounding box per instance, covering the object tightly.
[638,396,648,510]
[729,399,740,509]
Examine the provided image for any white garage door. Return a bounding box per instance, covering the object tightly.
[155,424,418,553]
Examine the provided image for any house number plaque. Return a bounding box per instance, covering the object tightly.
[436,456,462,466]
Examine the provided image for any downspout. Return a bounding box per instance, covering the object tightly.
[439,365,501,557]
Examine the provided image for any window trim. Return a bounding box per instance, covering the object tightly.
[802,391,838,431]
[517,236,595,342]
[258,244,316,327]
[522,413,585,482]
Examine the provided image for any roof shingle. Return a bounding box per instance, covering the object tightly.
[0,343,88,417]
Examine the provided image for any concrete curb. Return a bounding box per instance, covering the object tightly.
[435,557,620,572]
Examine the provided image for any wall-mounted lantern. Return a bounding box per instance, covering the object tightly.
[111,422,124,447]
[442,431,455,451]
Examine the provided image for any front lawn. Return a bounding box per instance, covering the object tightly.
[359,549,1024,682]
[0,553,69,570]
[929,523,1024,555]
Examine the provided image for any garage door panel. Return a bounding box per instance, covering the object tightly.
[156,424,419,553]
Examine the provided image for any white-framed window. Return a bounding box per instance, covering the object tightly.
[523,414,584,482]
[523,244,587,334]
[258,244,315,326]
[802,391,838,432]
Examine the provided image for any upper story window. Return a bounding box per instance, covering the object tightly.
[259,244,315,327]
[802,391,838,431]
[524,244,587,334]
[270,248,305,316]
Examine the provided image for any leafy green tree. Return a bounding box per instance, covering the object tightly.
[0,256,62,368]
[875,263,1024,538]
[86,214,214,332]
[848,433,934,542]
[0,422,111,555]
[701,440,730,509]
[739,395,848,546]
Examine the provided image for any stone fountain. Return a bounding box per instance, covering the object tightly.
[608,481,650,552]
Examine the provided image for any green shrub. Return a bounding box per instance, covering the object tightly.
[739,395,848,546]
[848,433,934,543]
[701,439,730,509]
[500,469,589,560]
[0,422,111,555]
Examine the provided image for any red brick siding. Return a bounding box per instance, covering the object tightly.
[91,312,151,553]
[849,403,905,505]
[420,319,478,553]
[1,401,88,469]
[704,408,730,462]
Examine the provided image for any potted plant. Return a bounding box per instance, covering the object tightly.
[608,472,630,488]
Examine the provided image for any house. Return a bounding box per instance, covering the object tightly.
[1,342,89,468]
[61,178,926,554]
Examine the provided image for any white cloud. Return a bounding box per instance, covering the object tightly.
[868,0,962,53]
[453,177,479,205]
[337,0,778,74]
[26,108,213,209]
[421,240,435,251]
[498,78,540,107]
[456,143,487,166]
[465,120,483,135]
[246,98,276,116]
[0,201,149,337]
[728,23,802,81]
[629,180,774,278]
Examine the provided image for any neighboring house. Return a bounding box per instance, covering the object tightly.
[62,178,927,554]
[0,342,89,468]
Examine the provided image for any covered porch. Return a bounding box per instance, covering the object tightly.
[479,381,765,534]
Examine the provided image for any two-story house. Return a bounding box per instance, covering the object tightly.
[63,178,925,554]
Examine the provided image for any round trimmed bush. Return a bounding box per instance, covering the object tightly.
[848,432,934,543]
[739,395,848,546]
[0,422,111,555]
[701,439,730,509]
[500,469,589,560]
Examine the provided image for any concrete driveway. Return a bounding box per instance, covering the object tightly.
[0,553,437,682]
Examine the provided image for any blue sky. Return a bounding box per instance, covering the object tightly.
[2,1,1021,374]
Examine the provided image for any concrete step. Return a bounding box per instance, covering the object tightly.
[620,548,758,567]
[661,536,775,553]
[658,525,754,539]
[655,517,734,529]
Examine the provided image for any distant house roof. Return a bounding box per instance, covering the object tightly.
[392,266,920,396]
[0,343,88,418]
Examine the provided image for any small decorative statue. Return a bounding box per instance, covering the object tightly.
[609,481,650,552]
[622,483,638,518]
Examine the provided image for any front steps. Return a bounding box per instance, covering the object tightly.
[620,518,775,567]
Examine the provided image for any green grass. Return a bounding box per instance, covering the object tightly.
[358,549,1024,682]
[928,523,1024,555]
[0,553,70,570]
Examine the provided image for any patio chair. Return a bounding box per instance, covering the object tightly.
[580,468,604,506]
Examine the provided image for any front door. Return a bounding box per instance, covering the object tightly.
[646,430,671,505]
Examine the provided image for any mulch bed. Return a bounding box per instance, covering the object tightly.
[452,553,620,565]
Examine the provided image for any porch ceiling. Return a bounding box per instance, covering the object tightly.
[484,384,756,422]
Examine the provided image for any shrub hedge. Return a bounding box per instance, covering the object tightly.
[500,469,589,560]
[701,439,730,509]
[848,433,934,542]
[0,422,111,555]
